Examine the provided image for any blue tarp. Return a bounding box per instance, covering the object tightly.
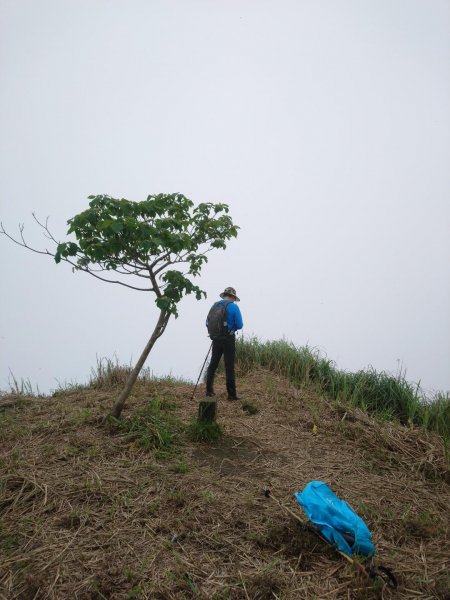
[294,481,375,558]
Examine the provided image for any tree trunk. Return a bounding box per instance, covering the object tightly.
[110,310,170,419]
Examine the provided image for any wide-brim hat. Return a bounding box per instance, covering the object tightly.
[220,286,240,302]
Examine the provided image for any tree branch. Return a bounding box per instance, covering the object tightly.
[120,264,151,278]
[32,214,59,245]
[150,252,171,270]
[154,261,172,276]
[1,222,53,256]
[58,257,155,291]
[0,223,154,292]
[148,267,162,297]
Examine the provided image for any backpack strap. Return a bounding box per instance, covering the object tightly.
[221,300,231,332]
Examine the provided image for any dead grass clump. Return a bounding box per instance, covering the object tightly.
[17,573,47,600]
[432,572,450,600]
[55,513,82,530]
[335,407,449,482]
[245,570,285,599]
[400,512,441,540]
[0,475,45,513]
[88,357,133,389]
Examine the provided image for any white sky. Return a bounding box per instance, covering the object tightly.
[1,0,449,396]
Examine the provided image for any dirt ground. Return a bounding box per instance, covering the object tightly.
[1,368,449,599]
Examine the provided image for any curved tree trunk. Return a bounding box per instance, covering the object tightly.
[110,309,170,419]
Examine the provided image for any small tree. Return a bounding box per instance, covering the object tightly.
[1,193,238,417]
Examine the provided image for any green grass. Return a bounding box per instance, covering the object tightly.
[242,402,258,415]
[187,418,223,442]
[0,532,20,554]
[236,337,449,443]
[199,489,215,503]
[109,397,182,453]
[172,462,190,474]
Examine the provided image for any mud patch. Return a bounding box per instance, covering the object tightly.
[190,435,268,478]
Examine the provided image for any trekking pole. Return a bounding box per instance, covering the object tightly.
[191,342,213,401]
[264,489,308,526]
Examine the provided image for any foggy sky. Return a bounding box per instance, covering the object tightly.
[1,0,449,396]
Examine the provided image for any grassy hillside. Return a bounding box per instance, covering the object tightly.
[0,352,449,599]
[236,338,450,444]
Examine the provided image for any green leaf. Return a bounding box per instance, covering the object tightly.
[111,222,123,233]
[67,242,78,256]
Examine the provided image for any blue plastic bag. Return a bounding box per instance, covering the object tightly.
[294,481,375,558]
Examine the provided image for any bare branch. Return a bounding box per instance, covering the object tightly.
[123,262,147,272]
[152,248,212,276]
[114,265,150,279]
[113,267,137,276]
[150,252,171,270]
[32,213,59,245]
[0,223,154,292]
[76,264,109,272]
[121,263,151,278]
[1,222,53,256]
[59,257,155,291]
[154,261,172,276]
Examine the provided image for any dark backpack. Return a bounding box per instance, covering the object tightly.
[207,301,230,340]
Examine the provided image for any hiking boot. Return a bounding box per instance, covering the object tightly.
[227,395,241,401]
[206,391,216,397]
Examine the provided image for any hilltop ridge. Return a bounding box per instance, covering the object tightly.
[0,358,449,599]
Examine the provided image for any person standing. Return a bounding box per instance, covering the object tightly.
[205,287,243,400]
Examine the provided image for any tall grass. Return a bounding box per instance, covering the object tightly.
[7,369,42,397]
[88,356,191,389]
[236,337,449,441]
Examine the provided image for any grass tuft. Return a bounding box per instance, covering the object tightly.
[187,418,223,443]
[89,356,192,389]
[242,402,259,415]
[109,397,182,453]
[89,356,134,389]
[172,462,190,474]
[7,368,42,397]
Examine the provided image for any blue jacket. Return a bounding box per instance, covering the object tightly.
[206,299,243,333]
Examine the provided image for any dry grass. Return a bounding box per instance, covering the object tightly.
[0,368,449,599]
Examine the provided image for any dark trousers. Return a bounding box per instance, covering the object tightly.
[206,335,237,397]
